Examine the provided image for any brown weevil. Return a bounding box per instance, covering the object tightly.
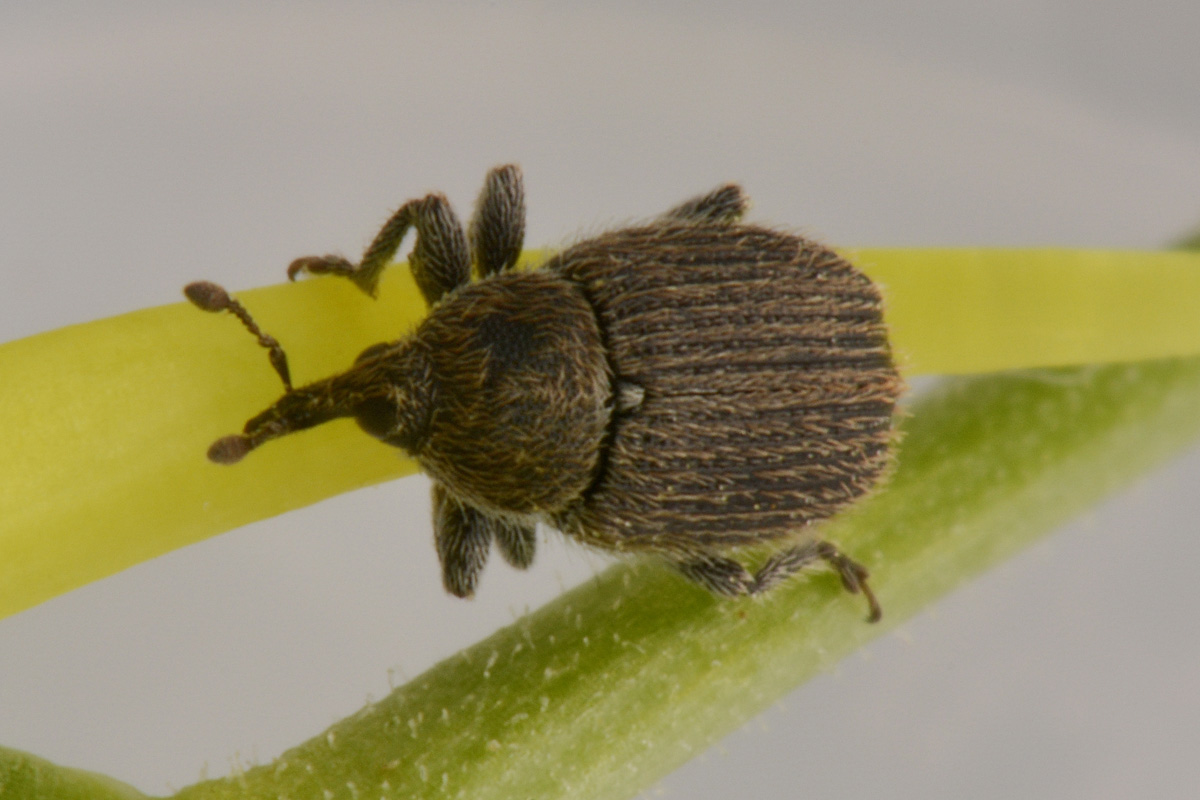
[185,164,902,621]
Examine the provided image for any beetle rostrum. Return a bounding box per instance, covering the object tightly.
[186,164,902,621]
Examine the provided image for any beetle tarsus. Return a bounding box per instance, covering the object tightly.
[287,255,356,282]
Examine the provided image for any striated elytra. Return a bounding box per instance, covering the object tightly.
[186,165,902,621]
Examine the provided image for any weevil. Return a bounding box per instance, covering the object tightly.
[186,165,902,621]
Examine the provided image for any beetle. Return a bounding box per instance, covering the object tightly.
[185,164,902,621]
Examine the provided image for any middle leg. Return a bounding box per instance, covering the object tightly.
[493,518,537,570]
[469,164,526,277]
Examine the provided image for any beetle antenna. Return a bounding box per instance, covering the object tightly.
[184,281,293,391]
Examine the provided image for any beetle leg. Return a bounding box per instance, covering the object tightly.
[492,518,537,570]
[661,183,748,224]
[433,484,494,598]
[752,540,882,623]
[675,542,881,621]
[672,554,756,596]
[469,164,526,277]
[289,193,470,305]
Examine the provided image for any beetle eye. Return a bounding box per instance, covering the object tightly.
[355,342,391,364]
[354,395,397,439]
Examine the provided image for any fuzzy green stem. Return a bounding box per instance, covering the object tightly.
[0,747,147,800]
[148,355,1200,800]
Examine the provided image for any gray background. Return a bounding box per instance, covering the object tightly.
[2,2,1199,797]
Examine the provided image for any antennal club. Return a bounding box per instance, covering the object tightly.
[184,281,293,391]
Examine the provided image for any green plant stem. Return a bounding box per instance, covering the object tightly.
[0,747,147,800]
[136,355,1200,800]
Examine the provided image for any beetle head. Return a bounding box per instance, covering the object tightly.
[186,281,432,463]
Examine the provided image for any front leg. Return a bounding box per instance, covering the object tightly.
[289,193,470,304]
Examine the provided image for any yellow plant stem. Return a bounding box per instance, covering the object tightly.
[854,248,1200,374]
[2,248,1199,619]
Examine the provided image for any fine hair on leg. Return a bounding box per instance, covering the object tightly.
[673,553,755,597]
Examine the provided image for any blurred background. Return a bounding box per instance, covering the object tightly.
[1,2,1199,797]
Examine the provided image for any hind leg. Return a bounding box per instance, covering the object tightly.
[752,541,881,622]
[672,540,881,622]
[673,553,756,596]
[661,183,748,224]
